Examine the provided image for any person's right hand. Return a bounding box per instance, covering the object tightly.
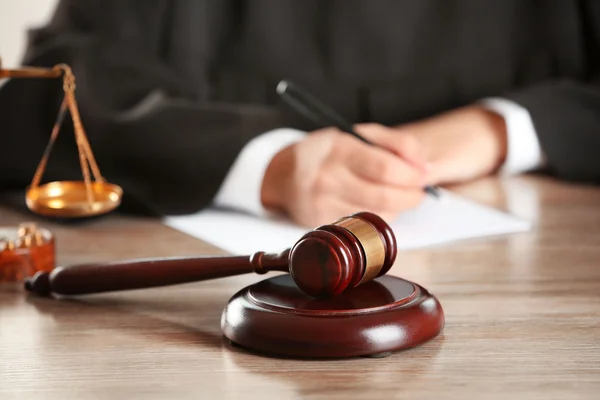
[260,124,429,227]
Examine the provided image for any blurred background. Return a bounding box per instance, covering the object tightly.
[0,0,56,68]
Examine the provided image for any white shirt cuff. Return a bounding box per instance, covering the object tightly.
[480,97,546,175]
[213,128,307,216]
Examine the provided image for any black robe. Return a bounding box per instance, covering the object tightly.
[1,0,599,215]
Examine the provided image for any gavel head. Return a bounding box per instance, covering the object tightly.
[288,212,397,298]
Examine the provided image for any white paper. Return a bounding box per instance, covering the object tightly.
[163,190,531,255]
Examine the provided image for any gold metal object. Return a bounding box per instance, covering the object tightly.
[27,181,123,218]
[334,216,386,284]
[0,56,122,218]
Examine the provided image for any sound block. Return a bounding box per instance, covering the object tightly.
[221,274,444,358]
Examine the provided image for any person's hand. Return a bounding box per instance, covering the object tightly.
[395,106,508,186]
[261,125,429,227]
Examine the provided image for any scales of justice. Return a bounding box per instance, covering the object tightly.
[0,56,122,218]
[1,57,444,359]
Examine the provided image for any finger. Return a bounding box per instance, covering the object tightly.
[354,123,427,170]
[337,135,426,188]
[322,165,426,212]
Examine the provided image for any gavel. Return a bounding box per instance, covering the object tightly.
[24,212,397,298]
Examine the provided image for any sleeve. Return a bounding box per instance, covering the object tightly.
[479,97,546,175]
[499,1,600,184]
[213,128,306,216]
[0,0,286,216]
[503,80,600,184]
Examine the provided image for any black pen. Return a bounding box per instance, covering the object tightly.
[276,80,440,198]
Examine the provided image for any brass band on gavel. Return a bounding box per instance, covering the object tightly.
[333,216,387,284]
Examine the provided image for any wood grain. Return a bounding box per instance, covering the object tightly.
[1,174,600,400]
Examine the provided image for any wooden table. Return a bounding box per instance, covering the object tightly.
[1,175,599,399]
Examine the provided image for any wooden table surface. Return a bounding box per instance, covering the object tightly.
[1,175,599,399]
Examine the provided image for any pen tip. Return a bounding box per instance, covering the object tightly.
[425,186,441,198]
[276,80,288,95]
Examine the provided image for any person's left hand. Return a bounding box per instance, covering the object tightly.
[386,105,509,186]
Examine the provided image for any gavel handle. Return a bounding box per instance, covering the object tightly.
[24,251,290,296]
